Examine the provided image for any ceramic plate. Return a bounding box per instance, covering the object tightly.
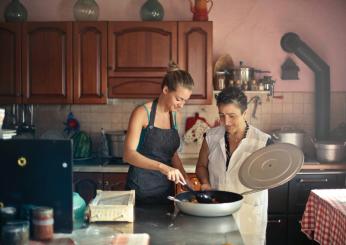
[239,143,304,190]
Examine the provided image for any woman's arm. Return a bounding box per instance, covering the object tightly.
[123,106,185,184]
[196,138,212,190]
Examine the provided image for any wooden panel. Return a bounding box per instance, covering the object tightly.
[103,173,127,191]
[0,23,21,104]
[22,22,73,104]
[108,77,162,98]
[73,22,107,104]
[178,21,212,105]
[108,21,177,77]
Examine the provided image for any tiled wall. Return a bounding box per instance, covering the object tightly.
[28,92,346,155]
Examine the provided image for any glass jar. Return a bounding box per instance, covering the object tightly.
[32,207,54,241]
[1,220,29,245]
[214,71,226,90]
[0,207,17,235]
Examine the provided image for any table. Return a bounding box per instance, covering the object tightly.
[31,205,244,245]
[301,189,346,245]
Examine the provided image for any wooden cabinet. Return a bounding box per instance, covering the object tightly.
[0,21,107,105]
[73,172,127,203]
[178,22,212,104]
[73,22,107,104]
[0,23,21,104]
[108,21,212,104]
[266,171,346,245]
[22,22,73,104]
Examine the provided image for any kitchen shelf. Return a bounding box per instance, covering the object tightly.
[213,90,270,94]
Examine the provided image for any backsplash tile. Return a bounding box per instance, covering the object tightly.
[30,92,346,155]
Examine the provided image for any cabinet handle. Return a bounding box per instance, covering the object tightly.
[97,180,103,186]
[299,178,328,183]
[268,219,282,223]
[104,180,109,186]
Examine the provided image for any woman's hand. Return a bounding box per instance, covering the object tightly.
[158,163,185,184]
[200,183,212,191]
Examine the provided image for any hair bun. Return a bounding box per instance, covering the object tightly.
[168,60,180,72]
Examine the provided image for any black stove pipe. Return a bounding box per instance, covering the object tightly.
[280,32,330,140]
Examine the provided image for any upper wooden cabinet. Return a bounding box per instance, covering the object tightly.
[0,21,212,105]
[178,22,212,104]
[73,22,107,104]
[108,21,212,104]
[0,23,21,104]
[22,22,73,104]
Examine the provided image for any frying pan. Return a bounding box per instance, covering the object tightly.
[172,143,304,217]
[172,190,244,217]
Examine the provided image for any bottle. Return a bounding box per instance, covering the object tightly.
[140,0,164,21]
[250,80,258,91]
[258,82,264,91]
[32,207,54,241]
[1,220,29,245]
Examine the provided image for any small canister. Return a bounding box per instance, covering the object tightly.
[1,220,29,245]
[0,207,17,235]
[32,207,54,241]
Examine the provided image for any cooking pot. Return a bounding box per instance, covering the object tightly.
[312,140,346,162]
[231,61,270,82]
[271,127,305,150]
[105,130,126,158]
[171,143,304,217]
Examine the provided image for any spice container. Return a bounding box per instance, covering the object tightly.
[32,207,54,241]
[1,220,29,245]
[214,71,227,90]
[0,207,17,235]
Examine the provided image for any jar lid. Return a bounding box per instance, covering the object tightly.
[32,207,53,216]
[0,207,16,215]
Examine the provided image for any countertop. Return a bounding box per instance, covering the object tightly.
[53,205,244,245]
[73,158,346,173]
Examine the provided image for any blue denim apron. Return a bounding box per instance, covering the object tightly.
[126,99,180,204]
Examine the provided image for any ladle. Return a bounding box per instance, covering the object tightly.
[179,181,213,204]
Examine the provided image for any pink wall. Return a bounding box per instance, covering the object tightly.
[1,0,345,91]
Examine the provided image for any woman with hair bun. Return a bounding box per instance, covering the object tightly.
[196,86,273,245]
[124,61,194,204]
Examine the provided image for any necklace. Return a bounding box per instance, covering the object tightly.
[224,121,249,170]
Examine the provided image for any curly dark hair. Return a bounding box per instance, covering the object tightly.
[216,87,248,113]
[161,61,194,91]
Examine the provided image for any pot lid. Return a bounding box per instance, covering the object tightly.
[239,143,304,190]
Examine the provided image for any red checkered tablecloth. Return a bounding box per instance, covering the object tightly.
[301,189,346,245]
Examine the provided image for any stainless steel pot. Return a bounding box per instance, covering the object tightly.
[271,127,305,150]
[105,130,126,158]
[231,61,270,82]
[313,140,346,162]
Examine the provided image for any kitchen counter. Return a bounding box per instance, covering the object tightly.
[54,205,244,245]
[73,158,346,173]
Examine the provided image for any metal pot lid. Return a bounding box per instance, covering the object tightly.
[239,143,304,190]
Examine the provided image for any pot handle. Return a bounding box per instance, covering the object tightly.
[309,135,317,147]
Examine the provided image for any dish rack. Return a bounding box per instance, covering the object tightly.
[89,190,135,222]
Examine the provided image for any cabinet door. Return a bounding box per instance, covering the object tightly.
[266,215,287,245]
[287,215,318,245]
[103,173,127,191]
[0,23,21,104]
[178,22,212,105]
[268,183,288,214]
[22,22,73,104]
[289,173,344,214]
[108,21,177,98]
[73,172,103,203]
[73,22,107,104]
